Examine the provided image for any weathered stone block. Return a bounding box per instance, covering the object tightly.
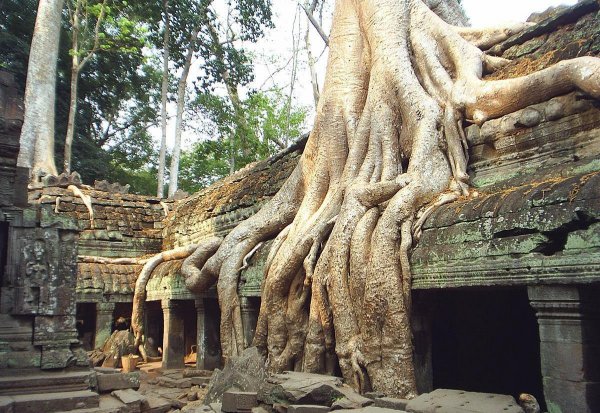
[158,376,178,388]
[97,372,141,393]
[288,405,330,413]
[210,402,223,413]
[405,389,523,413]
[11,390,99,413]
[40,345,75,370]
[0,396,14,413]
[176,378,193,388]
[540,341,600,382]
[141,395,172,413]
[543,377,600,413]
[192,376,211,386]
[112,388,147,413]
[264,372,368,408]
[204,347,266,405]
[373,397,409,411]
[183,369,214,378]
[331,395,373,410]
[222,391,258,412]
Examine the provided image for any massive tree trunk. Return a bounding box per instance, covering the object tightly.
[173,0,600,398]
[17,0,64,180]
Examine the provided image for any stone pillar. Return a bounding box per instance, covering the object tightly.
[94,302,115,349]
[195,299,206,369]
[528,285,600,413]
[240,297,258,348]
[162,299,185,369]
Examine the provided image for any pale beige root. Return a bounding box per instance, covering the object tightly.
[181,0,600,398]
[78,256,149,265]
[181,237,223,292]
[160,201,170,216]
[456,22,534,49]
[184,164,307,362]
[240,241,264,272]
[131,244,198,346]
[67,185,94,229]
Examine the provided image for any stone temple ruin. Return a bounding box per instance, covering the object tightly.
[1,2,600,413]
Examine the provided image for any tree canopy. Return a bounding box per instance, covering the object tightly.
[6,0,308,195]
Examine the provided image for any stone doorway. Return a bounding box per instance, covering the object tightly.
[145,300,164,357]
[180,300,197,365]
[114,302,133,330]
[429,287,545,410]
[76,302,96,350]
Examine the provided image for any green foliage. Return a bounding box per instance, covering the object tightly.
[66,0,150,60]
[2,0,162,194]
[3,0,301,197]
[179,89,307,193]
[165,0,273,90]
[0,0,38,86]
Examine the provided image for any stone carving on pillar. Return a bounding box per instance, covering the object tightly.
[2,222,80,369]
[195,299,206,369]
[528,285,600,413]
[240,297,257,349]
[15,236,50,314]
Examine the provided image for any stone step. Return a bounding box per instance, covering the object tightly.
[49,393,172,413]
[64,394,128,413]
[8,390,100,413]
[0,370,95,396]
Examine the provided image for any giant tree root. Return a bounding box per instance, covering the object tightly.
[180,0,600,398]
[131,244,203,346]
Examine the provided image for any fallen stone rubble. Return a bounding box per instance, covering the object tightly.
[0,355,532,413]
[184,370,527,413]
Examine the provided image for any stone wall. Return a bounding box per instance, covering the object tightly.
[29,187,169,259]
[162,137,306,250]
[0,71,26,207]
[0,71,88,371]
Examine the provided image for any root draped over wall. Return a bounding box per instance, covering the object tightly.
[132,0,600,398]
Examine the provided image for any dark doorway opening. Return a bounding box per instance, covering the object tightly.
[180,300,197,364]
[431,287,545,410]
[76,302,96,350]
[145,300,164,356]
[113,302,133,331]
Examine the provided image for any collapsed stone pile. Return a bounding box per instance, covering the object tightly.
[176,348,532,413]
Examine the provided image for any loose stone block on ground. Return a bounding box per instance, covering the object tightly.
[405,389,524,413]
[288,404,331,413]
[97,372,141,392]
[222,391,259,412]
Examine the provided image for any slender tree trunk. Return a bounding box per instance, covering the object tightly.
[64,65,79,174]
[304,19,320,108]
[303,0,329,108]
[168,28,199,198]
[157,0,170,198]
[63,0,106,175]
[224,81,250,159]
[18,0,65,180]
